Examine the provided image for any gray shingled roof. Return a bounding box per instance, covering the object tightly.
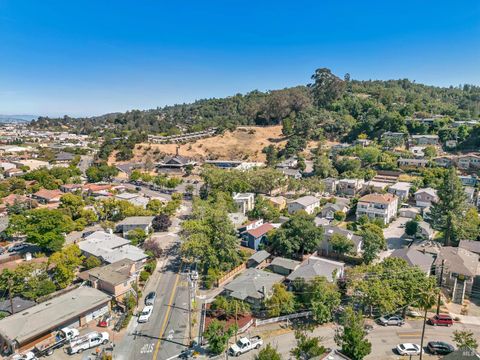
[390,248,434,274]
[287,256,344,282]
[248,250,270,264]
[459,240,480,255]
[435,247,479,277]
[224,269,283,300]
[270,257,301,271]
[291,195,319,207]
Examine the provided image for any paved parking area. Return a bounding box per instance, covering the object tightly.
[379,217,411,260]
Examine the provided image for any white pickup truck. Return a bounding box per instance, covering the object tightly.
[228,336,263,357]
[66,331,109,354]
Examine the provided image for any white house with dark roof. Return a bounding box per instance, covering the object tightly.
[233,192,255,214]
[287,195,320,215]
[388,182,412,200]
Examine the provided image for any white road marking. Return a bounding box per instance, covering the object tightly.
[140,343,155,354]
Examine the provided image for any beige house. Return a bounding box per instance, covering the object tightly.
[81,259,138,300]
[414,188,438,208]
[356,193,399,225]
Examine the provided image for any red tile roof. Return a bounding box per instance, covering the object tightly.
[34,189,63,201]
[247,223,274,238]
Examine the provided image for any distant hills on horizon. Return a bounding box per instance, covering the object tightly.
[0,114,38,123]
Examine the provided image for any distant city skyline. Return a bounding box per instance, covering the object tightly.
[0,0,479,117]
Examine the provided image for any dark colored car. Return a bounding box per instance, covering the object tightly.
[145,291,157,306]
[428,314,454,326]
[427,341,454,355]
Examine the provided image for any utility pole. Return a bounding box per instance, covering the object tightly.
[188,275,192,345]
[234,301,238,342]
[8,278,14,315]
[436,259,445,315]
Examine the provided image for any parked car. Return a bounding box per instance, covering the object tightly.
[138,305,153,323]
[427,341,455,355]
[8,243,28,253]
[98,313,112,327]
[428,314,454,326]
[228,336,263,357]
[396,343,422,356]
[145,291,157,306]
[378,315,404,326]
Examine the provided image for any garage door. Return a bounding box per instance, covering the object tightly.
[86,305,109,323]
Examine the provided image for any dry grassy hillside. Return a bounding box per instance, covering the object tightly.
[131,126,287,163]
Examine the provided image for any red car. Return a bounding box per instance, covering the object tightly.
[428,314,454,326]
[98,313,112,327]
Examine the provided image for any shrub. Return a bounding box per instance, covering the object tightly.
[140,270,150,282]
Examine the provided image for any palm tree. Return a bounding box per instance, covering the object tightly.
[417,279,439,360]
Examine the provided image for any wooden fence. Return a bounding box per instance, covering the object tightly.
[216,263,247,287]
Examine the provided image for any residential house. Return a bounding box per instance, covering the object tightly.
[362,180,389,193]
[246,250,271,268]
[262,195,286,210]
[227,212,248,228]
[279,168,302,179]
[434,156,455,168]
[322,178,339,194]
[53,151,75,164]
[320,225,363,256]
[0,162,16,172]
[445,140,458,149]
[354,138,372,147]
[1,194,36,209]
[397,158,428,168]
[356,193,399,225]
[115,192,150,208]
[276,157,298,169]
[33,189,63,204]
[390,247,434,275]
[287,195,320,215]
[81,259,138,300]
[399,207,420,219]
[414,188,438,208]
[233,192,255,215]
[238,219,264,233]
[60,183,84,193]
[434,247,480,304]
[410,134,439,146]
[314,349,353,360]
[268,257,301,276]
[241,223,274,250]
[388,182,412,201]
[115,216,154,237]
[223,268,284,308]
[459,175,478,187]
[459,240,480,256]
[417,221,434,240]
[409,146,426,158]
[82,183,113,196]
[0,287,110,355]
[318,198,350,220]
[287,256,345,283]
[381,131,406,141]
[337,179,364,197]
[458,154,480,170]
[3,168,23,177]
[79,231,148,265]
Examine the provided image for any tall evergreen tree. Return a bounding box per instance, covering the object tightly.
[335,306,371,360]
[430,167,467,246]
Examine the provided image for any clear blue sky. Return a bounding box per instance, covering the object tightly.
[0,0,479,117]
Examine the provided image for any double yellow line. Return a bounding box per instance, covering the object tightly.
[152,270,182,359]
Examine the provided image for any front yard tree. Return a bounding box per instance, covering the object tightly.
[291,329,327,360]
[430,167,467,246]
[452,330,478,350]
[335,306,371,360]
[127,228,147,246]
[152,214,172,231]
[255,344,282,360]
[265,283,296,317]
[330,233,354,257]
[359,223,386,264]
[405,220,418,237]
[204,320,236,355]
[269,212,323,259]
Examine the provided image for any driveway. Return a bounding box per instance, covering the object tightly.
[379,217,411,261]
